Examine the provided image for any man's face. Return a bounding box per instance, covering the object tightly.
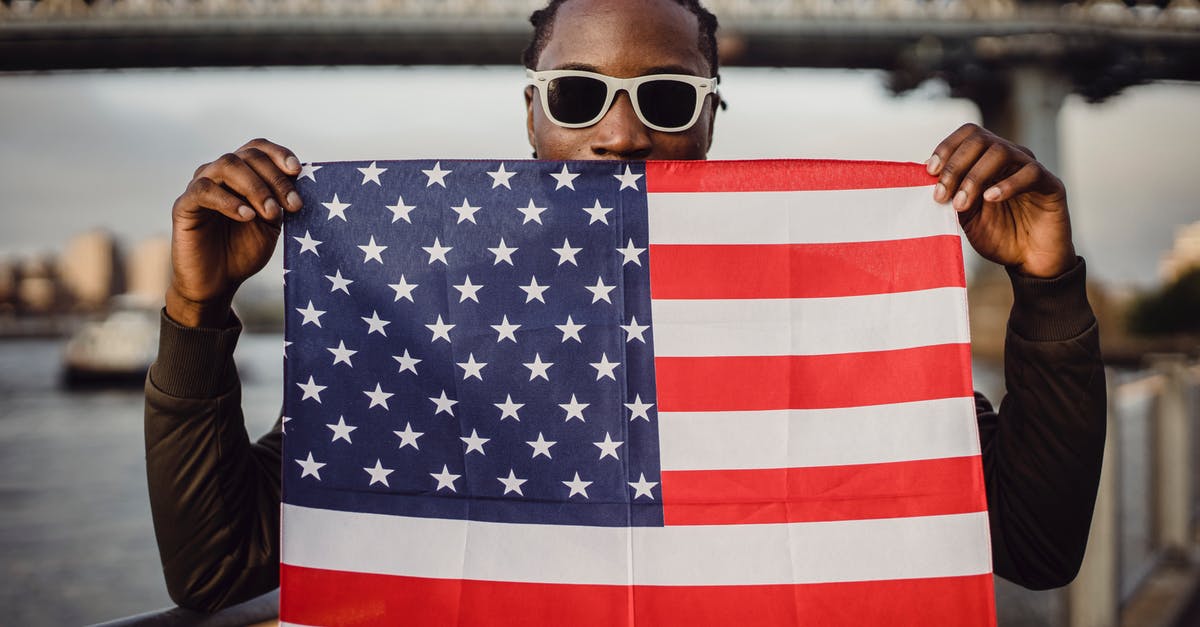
[526,0,716,161]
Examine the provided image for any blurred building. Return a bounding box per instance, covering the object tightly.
[1159,219,1200,282]
[125,235,169,304]
[16,255,58,314]
[57,229,124,311]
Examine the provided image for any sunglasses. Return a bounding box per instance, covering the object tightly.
[526,68,718,133]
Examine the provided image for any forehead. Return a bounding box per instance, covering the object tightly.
[537,0,709,76]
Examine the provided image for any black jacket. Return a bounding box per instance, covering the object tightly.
[144,260,1105,612]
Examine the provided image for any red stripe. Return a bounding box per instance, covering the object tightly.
[660,456,986,526]
[645,159,935,193]
[648,236,965,299]
[654,344,973,411]
[280,564,995,627]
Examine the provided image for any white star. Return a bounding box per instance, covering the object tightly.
[451,198,482,224]
[550,164,580,190]
[388,275,418,302]
[563,472,593,498]
[326,415,357,443]
[490,315,521,343]
[452,276,483,303]
[296,375,326,403]
[429,390,458,416]
[426,315,454,343]
[293,230,322,255]
[364,459,394,486]
[559,394,589,422]
[527,432,556,459]
[295,300,325,327]
[295,452,325,479]
[582,199,613,225]
[555,315,585,343]
[494,394,524,421]
[497,469,527,495]
[362,310,390,336]
[594,432,624,460]
[363,383,394,410]
[394,422,423,450]
[282,268,289,285]
[325,269,353,294]
[422,161,451,187]
[628,473,659,499]
[488,163,517,189]
[430,465,460,492]
[614,165,643,190]
[281,414,291,432]
[327,340,357,367]
[322,193,351,221]
[358,236,387,264]
[386,195,416,223]
[456,353,487,380]
[625,394,655,421]
[523,353,554,381]
[585,276,615,304]
[283,340,292,359]
[488,238,518,265]
[519,276,549,303]
[516,199,548,225]
[590,353,620,381]
[460,429,490,455]
[298,163,321,182]
[621,316,649,343]
[552,238,582,266]
[617,239,646,266]
[358,161,386,185]
[392,349,421,374]
[422,237,452,265]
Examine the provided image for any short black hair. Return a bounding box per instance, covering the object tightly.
[521,0,720,77]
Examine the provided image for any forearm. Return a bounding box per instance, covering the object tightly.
[144,310,282,612]
[980,259,1107,589]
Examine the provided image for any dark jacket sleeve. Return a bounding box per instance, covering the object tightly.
[144,310,283,612]
[978,258,1106,590]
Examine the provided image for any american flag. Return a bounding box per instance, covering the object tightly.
[280,159,995,626]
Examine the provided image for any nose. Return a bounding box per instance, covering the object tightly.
[590,91,653,160]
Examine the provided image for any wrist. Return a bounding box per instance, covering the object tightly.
[165,284,234,329]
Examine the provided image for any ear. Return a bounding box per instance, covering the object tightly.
[524,85,538,157]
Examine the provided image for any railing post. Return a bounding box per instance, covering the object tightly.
[1153,354,1193,555]
[1066,368,1121,627]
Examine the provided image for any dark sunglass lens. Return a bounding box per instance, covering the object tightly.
[547,76,608,124]
[637,79,699,129]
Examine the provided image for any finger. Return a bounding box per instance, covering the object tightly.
[178,177,256,223]
[925,123,980,177]
[935,130,990,204]
[954,143,1013,212]
[200,153,281,221]
[982,161,1044,203]
[237,138,302,176]
[240,147,302,213]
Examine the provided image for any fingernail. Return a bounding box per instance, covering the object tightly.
[983,187,1001,202]
[285,156,301,172]
[953,190,967,210]
[287,191,302,210]
[934,183,947,202]
[265,198,281,218]
[237,205,254,220]
[926,154,940,174]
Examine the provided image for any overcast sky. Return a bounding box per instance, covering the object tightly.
[0,66,1196,287]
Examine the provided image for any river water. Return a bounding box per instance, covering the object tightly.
[0,336,1007,625]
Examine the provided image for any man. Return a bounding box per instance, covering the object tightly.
[146,0,1105,613]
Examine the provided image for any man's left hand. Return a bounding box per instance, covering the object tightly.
[927,123,1076,278]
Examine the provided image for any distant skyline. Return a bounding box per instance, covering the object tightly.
[0,66,1196,287]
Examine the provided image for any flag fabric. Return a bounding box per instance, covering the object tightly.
[280,159,996,627]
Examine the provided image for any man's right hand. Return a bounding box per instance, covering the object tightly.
[166,138,303,328]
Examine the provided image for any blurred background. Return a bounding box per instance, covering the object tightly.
[0,0,1198,625]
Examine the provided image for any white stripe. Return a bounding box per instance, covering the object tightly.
[651,288,969,357]
[647,186,953,245]
[658,397,981,471]
[282,505,991,585]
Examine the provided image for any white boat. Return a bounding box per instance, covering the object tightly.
[62,294,159,387]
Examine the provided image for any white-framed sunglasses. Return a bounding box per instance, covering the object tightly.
[526,68,718,133]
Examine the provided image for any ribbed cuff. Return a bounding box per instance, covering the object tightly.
[149,308,242,398]
[1007,257,1096,342]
